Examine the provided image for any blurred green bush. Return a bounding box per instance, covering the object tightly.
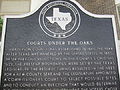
[0,17,3,31]
[0,17,3,37]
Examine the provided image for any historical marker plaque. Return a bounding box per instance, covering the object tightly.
[0,0,120,90]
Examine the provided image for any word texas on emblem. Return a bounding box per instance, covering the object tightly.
[39,1,81,38]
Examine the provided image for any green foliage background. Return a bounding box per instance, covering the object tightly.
[0,17,3,31]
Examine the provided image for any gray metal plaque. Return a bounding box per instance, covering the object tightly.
[0,0,120,90]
